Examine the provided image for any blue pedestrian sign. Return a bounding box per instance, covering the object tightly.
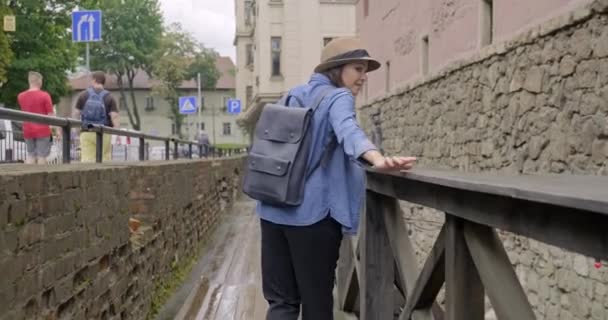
[179,96,198,115]
[72,10,102,42]
[226,99,241,114]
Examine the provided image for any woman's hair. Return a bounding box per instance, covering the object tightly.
[321,66,344,87]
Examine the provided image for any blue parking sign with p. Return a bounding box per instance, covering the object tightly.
[227,99,241,114]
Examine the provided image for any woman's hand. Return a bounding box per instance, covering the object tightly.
[372,156,417,171]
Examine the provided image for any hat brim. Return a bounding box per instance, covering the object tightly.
[314,57,381,73]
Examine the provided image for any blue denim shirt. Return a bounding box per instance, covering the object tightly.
[256,73,377,234]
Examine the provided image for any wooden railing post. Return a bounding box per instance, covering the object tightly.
[445,215,484,320]
[361,190,394,320]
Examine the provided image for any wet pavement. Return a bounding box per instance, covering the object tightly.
[158,198,357,320]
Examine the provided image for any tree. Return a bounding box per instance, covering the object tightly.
[151,23,219,138]
[0,1,79,107]
[81,0,163,130]
[0,6,13,87]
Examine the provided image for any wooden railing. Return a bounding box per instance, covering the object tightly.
[336,169,608,320]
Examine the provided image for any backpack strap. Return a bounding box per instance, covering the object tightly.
[305,87,338,179]
[98,89,109,99]
[279,90,305,107]
[310,86,334,114]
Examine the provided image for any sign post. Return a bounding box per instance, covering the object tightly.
[71,10,102,72]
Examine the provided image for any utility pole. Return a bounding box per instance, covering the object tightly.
[197,73,201,141]
[86,42,90,72]
[212,101,216,145]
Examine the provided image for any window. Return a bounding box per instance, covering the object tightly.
[145,96,155,111]
[197,122,205,131]
[271,37,282,77]
[480,0,494,46]
[222,96,231,112]
[171,123,176,135]
[246,44,254,66]
[421,35,429,76]
[245,0,253,26]
[223,122,232,136]
[385,61,391,93]
[364,0,369,17]
[246,86,253,107]
[323,37,333,46]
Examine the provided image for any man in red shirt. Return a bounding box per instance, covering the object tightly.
[17,71,56,164]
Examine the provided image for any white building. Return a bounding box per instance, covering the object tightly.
[59,57,248,147]
[234,0,357,129]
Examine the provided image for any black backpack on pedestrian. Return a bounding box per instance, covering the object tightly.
[243,87,334,206]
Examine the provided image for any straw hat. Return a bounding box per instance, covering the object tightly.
[314,37,381,73]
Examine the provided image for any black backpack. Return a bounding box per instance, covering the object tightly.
[243,87,334,206]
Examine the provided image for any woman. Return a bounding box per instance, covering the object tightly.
[258,37,416,320]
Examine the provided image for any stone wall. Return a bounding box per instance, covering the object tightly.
[0,158,244,320]
[358,1,608,319]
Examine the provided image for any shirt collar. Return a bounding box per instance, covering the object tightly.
[309,73,332,86]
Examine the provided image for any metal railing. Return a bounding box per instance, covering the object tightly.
[0,107,246,164]
[336,168,608,320]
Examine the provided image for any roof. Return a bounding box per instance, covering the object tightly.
[69,56,235,91]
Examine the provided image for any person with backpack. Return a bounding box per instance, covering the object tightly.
[244,38,416,320]
[73,71,119,162]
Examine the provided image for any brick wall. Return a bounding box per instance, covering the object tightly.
[358,1,608,319]
[0,158,244,320]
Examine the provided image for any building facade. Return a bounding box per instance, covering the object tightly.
[355,1,608,319]
[357,0,594,103]
[234,0,358,128]
[59,57,248,146]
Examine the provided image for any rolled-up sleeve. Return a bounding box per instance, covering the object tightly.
[328,91,377,161]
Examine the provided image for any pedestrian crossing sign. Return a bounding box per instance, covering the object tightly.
[179,96,197,115]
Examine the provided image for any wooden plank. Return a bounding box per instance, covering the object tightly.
[337,236,360,312]
[235,285,257,320]
[366,169,608,215]
[366,172,608,260]
[464,222,535,320]
[445,215,484,320]
[213,285,239,320]
[399,225,446,320]
[195,284,223,320]
[380,196,435,320]
[360,190,394,320]
[337,238,355,310]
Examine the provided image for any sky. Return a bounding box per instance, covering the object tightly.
[159,0,236,62]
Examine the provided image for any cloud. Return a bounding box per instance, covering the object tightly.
[159,0,235,61]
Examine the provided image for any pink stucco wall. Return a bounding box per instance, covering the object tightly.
[357,0,592,102]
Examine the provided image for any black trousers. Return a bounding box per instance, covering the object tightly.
[261,217,343,320]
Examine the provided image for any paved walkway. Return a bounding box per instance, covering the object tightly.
[159,199,357,320]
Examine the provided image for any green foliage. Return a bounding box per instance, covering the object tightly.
[150,23,219,138]
[214,143,248,150]
[80,0,163,130]
[0,6,14,86]
[0,1,79,108]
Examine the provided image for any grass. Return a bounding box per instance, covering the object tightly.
[146,227,216,320]
[213,143,248,150]
[147,254,198,320]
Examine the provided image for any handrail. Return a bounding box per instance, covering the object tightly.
[337,168,608,320]
[0,107,245,163]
